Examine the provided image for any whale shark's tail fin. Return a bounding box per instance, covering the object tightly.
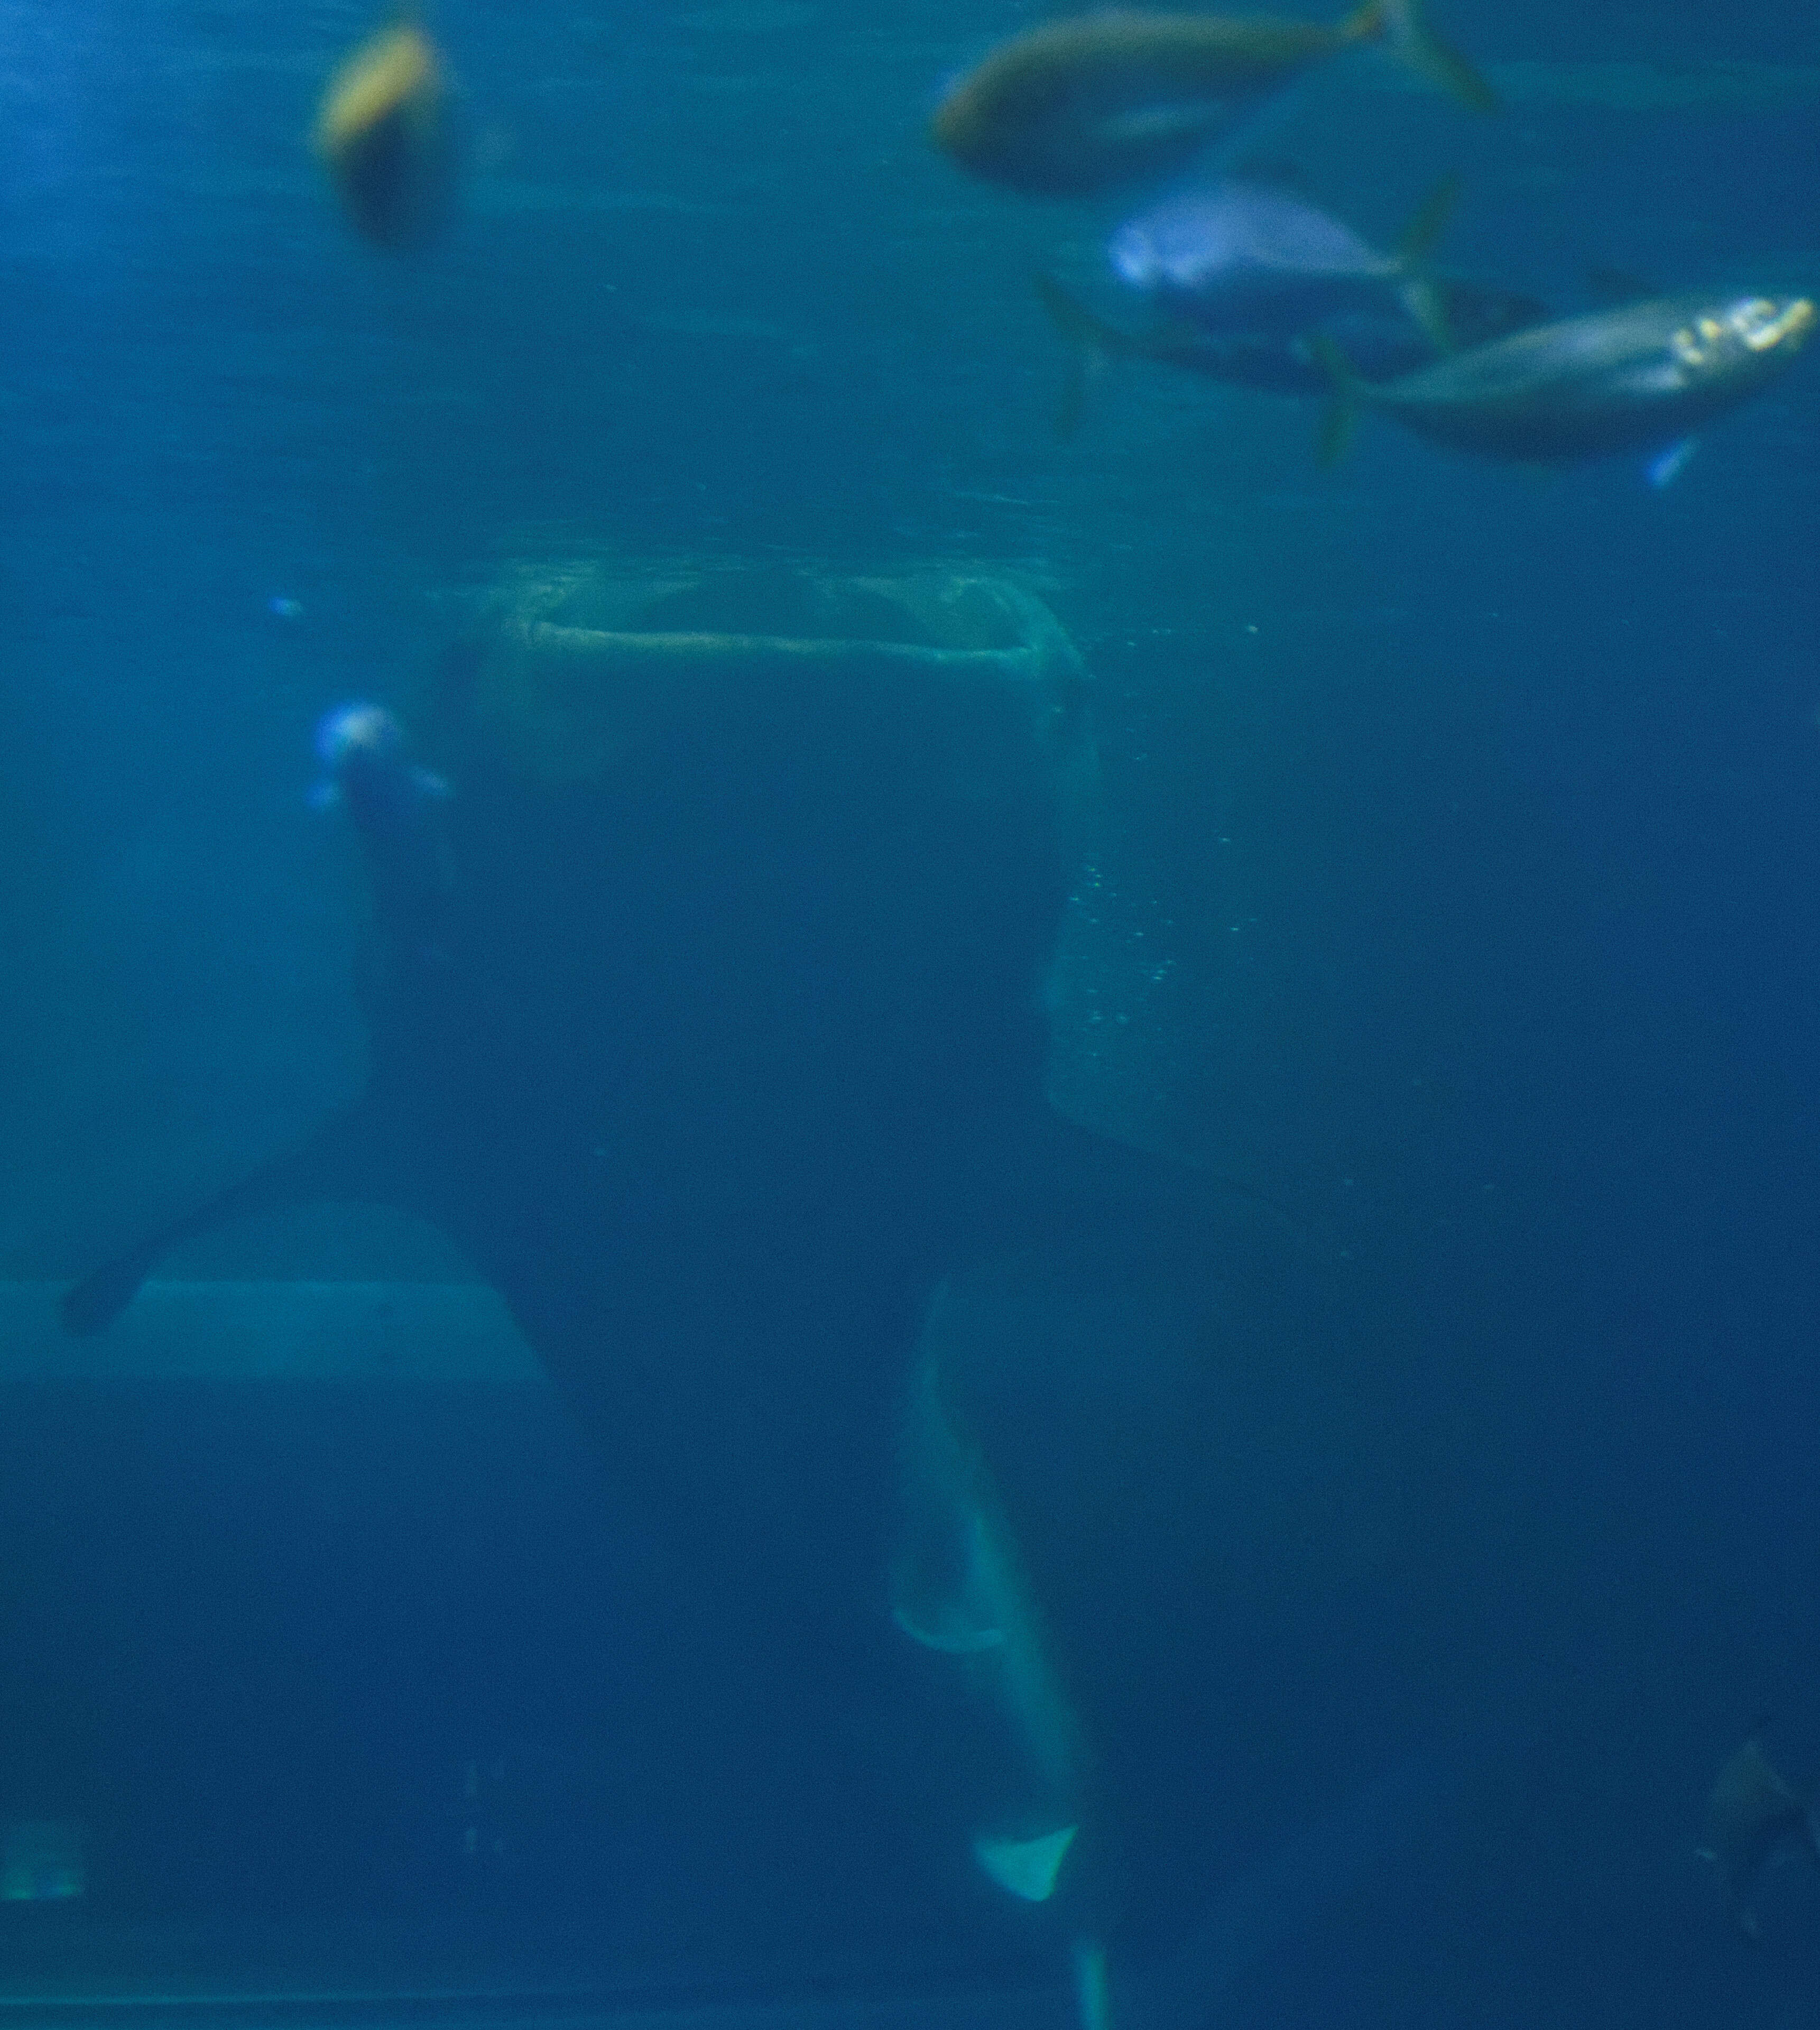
[974,1824,1080,1903]
[61,1104,394,1336]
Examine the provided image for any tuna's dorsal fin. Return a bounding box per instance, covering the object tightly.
[62,1103,402,1337]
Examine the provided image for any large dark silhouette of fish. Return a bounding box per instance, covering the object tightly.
[64,571,1299,1716]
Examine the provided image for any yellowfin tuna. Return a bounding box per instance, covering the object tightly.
[931,2,1496,199]
[315,21,458,250]
[1316,290,1815,467]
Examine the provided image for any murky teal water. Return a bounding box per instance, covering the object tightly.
[1,3,1816,2024]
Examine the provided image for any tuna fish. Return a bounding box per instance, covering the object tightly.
[931,3,1495,200]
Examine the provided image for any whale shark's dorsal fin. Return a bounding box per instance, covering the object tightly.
[973,1823,1078,1901]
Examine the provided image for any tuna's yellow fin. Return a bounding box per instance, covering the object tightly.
[1379,0,1501,112]
[1336,1,1389,46]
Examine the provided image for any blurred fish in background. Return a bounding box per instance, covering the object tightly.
[1103,171,1459,342]
[315,19,460,250]
[929,2,1496,200]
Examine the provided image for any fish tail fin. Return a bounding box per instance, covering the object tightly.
[1034,273,1125,440]
[973,1824,1079,1902]
[1336,1,1390,46]
[62,1105,390,1336]
[1379,0,1501,112]
[1308,335,1361,465]
[61,1237,181,1340]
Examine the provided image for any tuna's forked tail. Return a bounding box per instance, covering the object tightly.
[1344,0,1500,113]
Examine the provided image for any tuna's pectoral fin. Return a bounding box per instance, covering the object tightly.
[62,1241,173,1339]
[62,1104,398,1336]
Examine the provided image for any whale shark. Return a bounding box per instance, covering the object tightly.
[62,567,1314,1936]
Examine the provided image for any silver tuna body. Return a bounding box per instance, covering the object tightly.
[1362,291,1814,460]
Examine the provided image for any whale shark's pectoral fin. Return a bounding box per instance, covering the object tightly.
[62,1102,402,1336]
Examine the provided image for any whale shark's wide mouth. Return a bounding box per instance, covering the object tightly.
[444,565,1091,791]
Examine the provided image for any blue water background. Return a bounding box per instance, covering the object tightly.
[1,0,1818,2022]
